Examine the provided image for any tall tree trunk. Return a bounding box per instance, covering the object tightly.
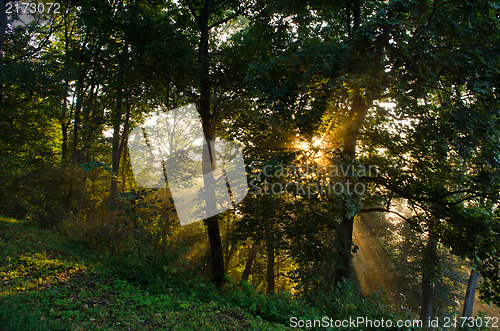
[266,240,275,294]
[71,34,89,165]
[108,42,128,225]
[72,74,84,164]
[241,243,258,282]
[420,233,437,323]
[195,0,225,287]
[61,10,71,162]
[333,0,390,287]
[334,92,370,285]
[333,0,372,286]
[462,267,480,318]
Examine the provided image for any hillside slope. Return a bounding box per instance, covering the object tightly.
[0,217,306,330]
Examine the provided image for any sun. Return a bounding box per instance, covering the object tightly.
[312,137,322,147]
[294,136,322,151]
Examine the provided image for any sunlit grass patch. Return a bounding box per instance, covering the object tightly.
[1,253,86,295]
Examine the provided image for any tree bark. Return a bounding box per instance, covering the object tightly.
[241,243,258,282]
[420,270,434,324]
[333,0,372,286]
[420,234,437,323]
[71,34,89,165]
[108,41,128,225]
[60,9,72,162]
[194,0,225,287]
[334,92,370,285]
[462,267,480,318]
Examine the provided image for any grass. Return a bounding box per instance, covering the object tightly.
[0,216,313,330]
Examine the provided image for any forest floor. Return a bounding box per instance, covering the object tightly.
[0,216,309,330]
[352,214,500,319]
[2,215,497,330]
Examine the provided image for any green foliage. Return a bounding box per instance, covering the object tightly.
[478,256,500,306]
[1,0,499,324]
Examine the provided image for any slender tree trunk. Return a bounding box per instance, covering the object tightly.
[61,118,68,160]
[224,241,238,273]
[68,33,89,219]
[420,234,437,323]
[121,144,128,192]
[462,267,480,318]
[241,243,258,282]
[71,34,89,165]
[61,9,72,162]
[224,216,230,271]
[108,42,128,225]
[72,75,84,164]
[266,240,275,294]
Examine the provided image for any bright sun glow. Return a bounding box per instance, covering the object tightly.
[295,137,322,151]
[312,137,322,147]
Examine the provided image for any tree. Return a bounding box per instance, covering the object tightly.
[359,0,500,318]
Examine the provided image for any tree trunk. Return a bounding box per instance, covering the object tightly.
[333,0,372,286]
[266,240,275,294]
[224,240,237,273]
[334,92,370,285]
[420,271,434,324]
[195,0,225,287]
[108,42,128,225]
[420,234,437,323]
[462,267,480,318]
[61,11,71,162]
[61,119,68,160]
[334,215,355,284]
[71,34,89,165]
[121,142,128,192]
[241,243,258,282]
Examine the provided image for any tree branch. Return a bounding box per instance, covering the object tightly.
[359,207,411,222]
[209,7,246,29]
[186,0,199,21]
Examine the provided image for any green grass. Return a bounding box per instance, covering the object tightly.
[0,216,317,330]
